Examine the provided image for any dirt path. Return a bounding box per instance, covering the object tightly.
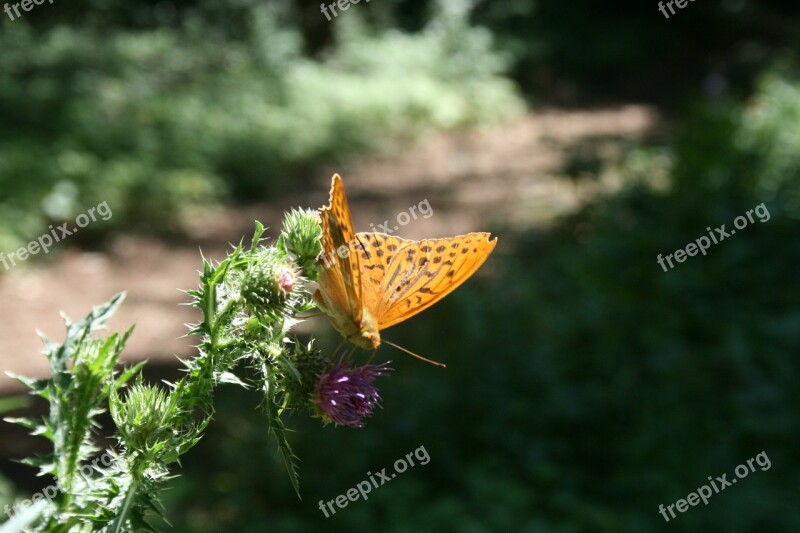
[0,106,659,393]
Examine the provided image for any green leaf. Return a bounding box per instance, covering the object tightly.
[216,371,249,388]
[251,221,266,251]
[114,361,146,390]
[7,373,49,397]
[263,365,301,498]
[0,394,32,412]
[5,416,43,431]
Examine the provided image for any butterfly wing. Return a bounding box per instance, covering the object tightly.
[355,231,497,330]
[316,175,363,327]
[352,232,412,318]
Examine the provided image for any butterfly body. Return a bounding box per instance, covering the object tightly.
[315,175,496,358]
[313,286,381,350]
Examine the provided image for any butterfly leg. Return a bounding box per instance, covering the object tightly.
[331,338,347,360]
[339,345,357,364]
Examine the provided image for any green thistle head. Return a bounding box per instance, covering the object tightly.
[240,248,299,318]
[283,340,329,412]
[280,208,322,280]
[112,383,176,456]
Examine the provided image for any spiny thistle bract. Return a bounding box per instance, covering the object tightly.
[7,211,393,531]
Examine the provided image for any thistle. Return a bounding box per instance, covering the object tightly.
[6,210,393,530]
[283,340,329,412]
[313,363,392,428]
[280,208,323,280]
[240,248,298,318]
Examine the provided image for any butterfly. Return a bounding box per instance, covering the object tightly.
[313,174,497,364]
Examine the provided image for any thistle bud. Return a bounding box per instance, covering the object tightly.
[112,383,173,454]
[276,264,298,296]
[240,249,297,317]
[281,208,322,280]
[284,340,329,411]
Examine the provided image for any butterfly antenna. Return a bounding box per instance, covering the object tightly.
[383,340,446,368]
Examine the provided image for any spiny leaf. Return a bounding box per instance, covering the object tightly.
[251,221,266,251]
[216,371,249,388]
[263,364,301,498]
[7,373,49,396]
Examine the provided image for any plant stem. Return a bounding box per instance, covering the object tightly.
[110,477,139,533]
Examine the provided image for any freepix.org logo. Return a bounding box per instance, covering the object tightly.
[318,445,430,518]
[318,198,433,271]
[4,0,56,22]
[656,202,770,272]
[1,201,112,272]
[658,451,771,522]
[320,0,372,21]
[3,449,117,521]
[657,0,696,19]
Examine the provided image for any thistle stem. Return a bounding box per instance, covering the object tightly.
[111,477,138,533]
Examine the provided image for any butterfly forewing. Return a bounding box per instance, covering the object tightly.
[353,232,414,315]
[360,232,497,330]
[317,174,363,321]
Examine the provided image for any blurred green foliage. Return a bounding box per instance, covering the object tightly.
[632,69,800,221]
[0,0,521,253]
[470,0,800,103]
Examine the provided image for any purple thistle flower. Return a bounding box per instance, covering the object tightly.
[314,363,391,428]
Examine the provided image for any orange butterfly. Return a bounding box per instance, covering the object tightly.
[313,174,497,364]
